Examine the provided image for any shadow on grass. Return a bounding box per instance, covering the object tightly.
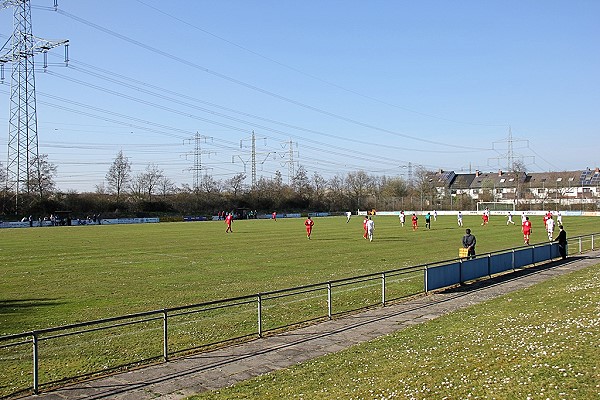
[0,299,64,317]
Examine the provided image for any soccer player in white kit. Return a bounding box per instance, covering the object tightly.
[546,216,555,240]
[507,212,515,225]
[367,217,375,242]
[457,211,463,227]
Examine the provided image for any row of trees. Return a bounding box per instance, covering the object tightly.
[3,151,465,218]
[13,151,594,219]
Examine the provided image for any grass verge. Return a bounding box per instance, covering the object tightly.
[188,262,600,399]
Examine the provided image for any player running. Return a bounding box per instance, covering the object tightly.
[506,212,515,225]
[304,216,314,239]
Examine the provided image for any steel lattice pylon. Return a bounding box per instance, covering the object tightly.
[1,0,68,213]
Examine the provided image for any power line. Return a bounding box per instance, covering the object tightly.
[52,6,490,151]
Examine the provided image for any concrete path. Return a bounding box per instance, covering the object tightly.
[18,251,599,400]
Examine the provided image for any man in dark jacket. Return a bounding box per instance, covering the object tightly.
[462,228,476,259]
[554,225,567,259]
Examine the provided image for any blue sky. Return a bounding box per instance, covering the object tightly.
[1,0,599,192]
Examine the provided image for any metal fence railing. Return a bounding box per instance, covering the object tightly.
[1,233,596,398]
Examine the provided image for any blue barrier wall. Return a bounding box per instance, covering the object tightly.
[490,252,513,275]
[426,243,559,292]
[425,262,460,292]
[461,257,489,282]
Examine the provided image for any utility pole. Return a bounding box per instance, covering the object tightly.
[237,130,274,188]
[0,0,68,213]
[489,126,532,172]
[184,132,214,191]
[280,139,298,184]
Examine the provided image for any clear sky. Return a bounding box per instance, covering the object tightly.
[1,0,599,192]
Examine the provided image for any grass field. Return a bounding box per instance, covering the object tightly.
[0,214,598,397]
[188,262,600,400]
[1,214,598,335]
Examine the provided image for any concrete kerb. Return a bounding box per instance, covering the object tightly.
[15,251,600,400]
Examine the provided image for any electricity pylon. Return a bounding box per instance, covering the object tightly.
[184,132,214,191]
[0,0,68,213]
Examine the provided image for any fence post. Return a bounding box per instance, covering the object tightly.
[381,273,386,306]
[327,282,332,320]
[579,237,582,253]
[487,253,491,277]
[257,294,263,338]
[424,265,428,294]
[592,234,595,250]
[511,248,515,271]
[162,310,168,362]
[32,332,39,394]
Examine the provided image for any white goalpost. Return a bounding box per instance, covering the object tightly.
[476,202,516,212]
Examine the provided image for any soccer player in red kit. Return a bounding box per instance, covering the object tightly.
[272,211,277,221]
[412,213,418,230]
[304,216,314,239]
[363,216,368,239]
[225,213,233,233]
[522,216,532,245]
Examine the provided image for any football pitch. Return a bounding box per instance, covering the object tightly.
[1,214,598,335]
[0,214,598,397]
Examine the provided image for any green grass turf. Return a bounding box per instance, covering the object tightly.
[0,215,598,396]
[187,262,600,400]
[1,214,597,335]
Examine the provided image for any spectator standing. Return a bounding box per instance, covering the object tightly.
[462,228,476,259]
[554,225,567,259]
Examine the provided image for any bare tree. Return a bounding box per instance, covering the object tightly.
[412,167,436,210]
[291,165,310,194]
[226,173,246,198]
[200,175,221,194]
[142,164,164,200]
[106,151,131,202]
[29,154,57,199]
[157,176,176,197]
[311,172,327,201]
[346,170,374,209]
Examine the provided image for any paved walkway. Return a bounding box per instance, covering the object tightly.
[19,251,600,400]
